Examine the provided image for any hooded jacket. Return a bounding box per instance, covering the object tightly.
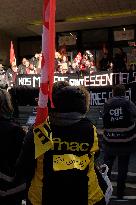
[17,112,104,205]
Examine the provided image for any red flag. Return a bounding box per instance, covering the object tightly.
[35,0,56,126]
[10,41,16,65]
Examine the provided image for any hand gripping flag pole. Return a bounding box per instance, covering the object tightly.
[34,0,56,159]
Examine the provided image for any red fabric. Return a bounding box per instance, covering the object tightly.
[40,83,48,95]
[80,64,86,71]
[10,41,15,65]
[48,0,55,108]
[35,0,56,126]
[35,107,48,126]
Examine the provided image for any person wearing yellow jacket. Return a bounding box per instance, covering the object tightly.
[16,82,106,205]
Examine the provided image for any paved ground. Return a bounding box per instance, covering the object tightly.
[97,135,136,205]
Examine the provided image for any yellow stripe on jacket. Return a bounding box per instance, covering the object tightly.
[28,155,44,205]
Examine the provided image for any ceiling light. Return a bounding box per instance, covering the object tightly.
[66,9,136,22]
[123,27,126,31]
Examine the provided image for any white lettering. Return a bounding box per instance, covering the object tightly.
[91,92,106,106]
[109,107,123,122]
[121,73,129,84]
[18,78,25,86]
[69,79,84,86]
[132,72,136,83]
[109,107,122,116]
[18,77,32,86]
[25,78,32,86]
[90,75,96,86]
[126,88,131,100]
[101,75,107,86]
[33,76,40,87]
[84,76,90,86]
[89,73,113,86]
[95,75,101,86]
[106,73,113,85]
[102,92,107,103]
[54,76,68,83]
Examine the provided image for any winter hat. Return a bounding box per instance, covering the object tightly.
[53,85,90,114]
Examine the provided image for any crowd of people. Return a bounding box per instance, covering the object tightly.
[0,53,42,88]
[0,46,136,90]
[0,81,136,205]
[54,47,136,74]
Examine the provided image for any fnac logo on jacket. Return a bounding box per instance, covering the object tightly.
[33,120,90,159]
[52,138,89,152]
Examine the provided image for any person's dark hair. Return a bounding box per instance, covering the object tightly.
[112,84,126,97]
[52,84,90,114]
[52,81,69,107]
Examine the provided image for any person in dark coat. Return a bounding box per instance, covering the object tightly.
[6,64,20,118]
[113,48,127,73]
[103,84,136,199]
[99,53,112,72]
[18,58,27,74]
[0,88,26,205]
[6,64,18,87]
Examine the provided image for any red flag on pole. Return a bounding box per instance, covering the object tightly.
[35,0,56,127]
[10,41,16,65]
[34,0,56,158]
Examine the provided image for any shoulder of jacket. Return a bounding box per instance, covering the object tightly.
[83,116,95,128]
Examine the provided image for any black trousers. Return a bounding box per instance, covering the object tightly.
[0,199,22,205]
[104,150,130,198]
[26,198,106,205]
[94,198,106,205]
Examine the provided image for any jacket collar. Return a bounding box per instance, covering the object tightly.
[49,112,86,126]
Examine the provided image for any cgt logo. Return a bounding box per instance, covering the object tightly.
[109,107,123,121]
[109,107,122,116]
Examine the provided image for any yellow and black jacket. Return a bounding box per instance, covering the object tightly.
[17,112,104,205]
